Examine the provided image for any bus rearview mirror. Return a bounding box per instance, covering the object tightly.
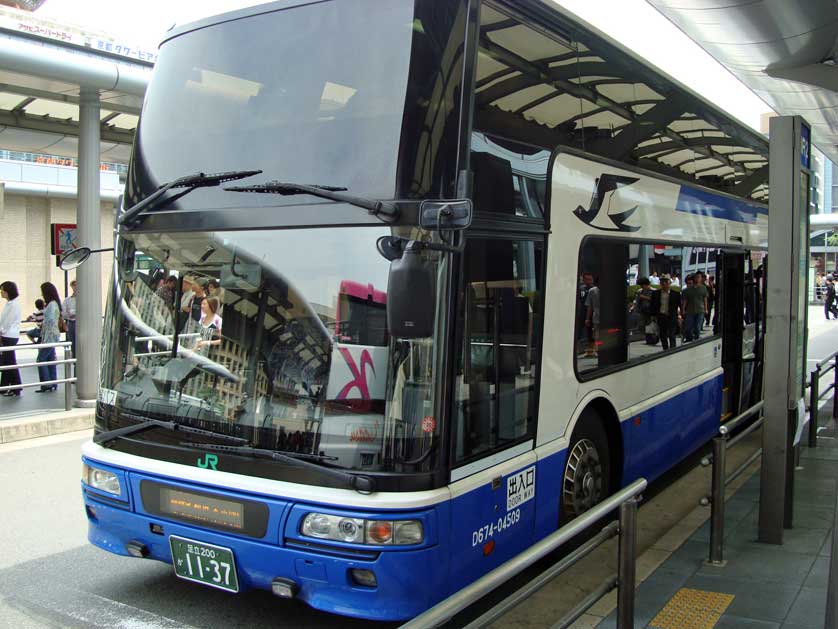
[387,242,435,339]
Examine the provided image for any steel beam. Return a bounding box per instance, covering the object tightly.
[0,34,148,96]
[0,83,141,116]
[733,165,770,197]
[0,110,134,145]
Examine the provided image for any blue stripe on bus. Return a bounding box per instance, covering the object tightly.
[621,373,723,483]
[675,186,767,224]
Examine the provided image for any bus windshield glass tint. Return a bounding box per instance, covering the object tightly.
[99,227,445,474]
[126,0,427,216]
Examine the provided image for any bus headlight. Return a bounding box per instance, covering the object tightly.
[82,463,121,496]
[300,513,424,545]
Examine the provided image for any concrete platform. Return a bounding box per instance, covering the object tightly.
[583,406,838,629]
[0,407,94,444]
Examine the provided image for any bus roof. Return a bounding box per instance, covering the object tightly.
[161,0,770,203]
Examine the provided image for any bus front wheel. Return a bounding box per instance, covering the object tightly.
[560,415,612,521]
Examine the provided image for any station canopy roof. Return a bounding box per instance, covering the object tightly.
[0,30,150,164]
[476,2,770,202]
[649,0,838,169]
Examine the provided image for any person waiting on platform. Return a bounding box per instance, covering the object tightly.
[0,281,22,396]
[24,298,45,342]
[36,282,62,393]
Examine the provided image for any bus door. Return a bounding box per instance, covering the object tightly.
[720,251,744,419]
[741,255,764,409]
[447,233,544,592]
[719,251,761,419]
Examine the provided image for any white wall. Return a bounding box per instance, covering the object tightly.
[0,190,115,315]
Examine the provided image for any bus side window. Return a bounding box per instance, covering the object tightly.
[454,238,543,463]
[576,239,629,373]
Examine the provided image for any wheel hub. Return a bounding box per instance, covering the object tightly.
[562,438,603,517]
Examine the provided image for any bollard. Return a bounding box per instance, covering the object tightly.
[64,347,72,411]
[708,436,727,565]
[810,368,820,448]
[616,498,638,629]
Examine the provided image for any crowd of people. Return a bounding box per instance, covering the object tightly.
[151,274,223,354]
[0,279,78,396]
[578,270,716,359]
[0,272,224,398]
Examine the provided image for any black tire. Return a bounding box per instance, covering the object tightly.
[560,414,612,522]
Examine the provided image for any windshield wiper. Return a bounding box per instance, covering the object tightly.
[118,169,262,227]
[94,413,250,447]
[180,441,376,494]
[224,180,399,221]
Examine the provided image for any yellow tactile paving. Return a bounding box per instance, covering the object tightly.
[648,587,735,629]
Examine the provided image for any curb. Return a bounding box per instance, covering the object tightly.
[0,408,95,444]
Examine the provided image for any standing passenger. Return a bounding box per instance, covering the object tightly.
[577,272,594,356]
[681,275,706,341]
[651,275,680,350]
[693,271,709,332]
[584,275,600,358]
[826,276,838,320]
[706,276,716,328]
[0,281,22,396]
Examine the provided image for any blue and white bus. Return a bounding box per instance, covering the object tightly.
[79,0,769,621]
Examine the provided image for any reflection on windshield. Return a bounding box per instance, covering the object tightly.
[100,227,443,474]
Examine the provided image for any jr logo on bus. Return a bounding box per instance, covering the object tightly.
[197,454,219,471]
[573,173,641,232]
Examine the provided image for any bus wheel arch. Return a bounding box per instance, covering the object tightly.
[560,399,623,522]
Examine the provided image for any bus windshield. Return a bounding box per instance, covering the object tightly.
[126,0,415,215]
[99,227,444,477]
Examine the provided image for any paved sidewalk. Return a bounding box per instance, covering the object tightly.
[593,408,837,629]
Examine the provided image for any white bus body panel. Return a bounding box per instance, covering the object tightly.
[536,151,767,446]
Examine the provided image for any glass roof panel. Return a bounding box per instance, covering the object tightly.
[21,100,78,121]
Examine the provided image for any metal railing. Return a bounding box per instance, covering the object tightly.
[0,340,75,410]
[700,401,764,565]
[400,478,647,629]
[808,350,838,448]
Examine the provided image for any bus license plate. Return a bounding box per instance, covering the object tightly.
[169,536,239,593]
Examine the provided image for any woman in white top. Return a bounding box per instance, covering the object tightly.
[196,297,222,354]
[0,281,22,396]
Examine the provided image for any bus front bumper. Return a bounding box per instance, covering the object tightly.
[82,494,446,621]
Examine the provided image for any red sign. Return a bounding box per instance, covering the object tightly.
[421,416,436,433]
[51,223,78,256]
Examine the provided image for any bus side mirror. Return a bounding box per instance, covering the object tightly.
[387,241,435,339]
